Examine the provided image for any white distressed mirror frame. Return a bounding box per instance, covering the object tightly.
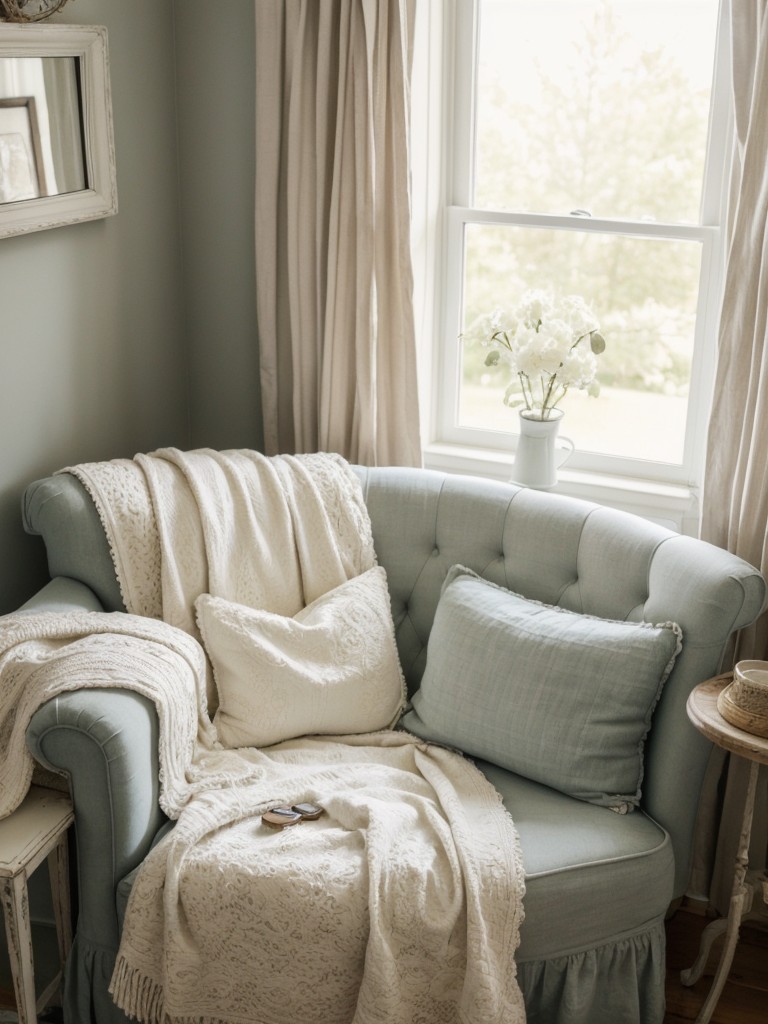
[0,23,117,239]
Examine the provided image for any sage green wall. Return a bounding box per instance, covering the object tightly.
[173,0,262,452]
[0,0,188,612]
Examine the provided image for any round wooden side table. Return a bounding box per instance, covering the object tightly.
[682,673,768,1024]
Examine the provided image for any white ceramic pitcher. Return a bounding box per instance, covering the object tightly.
[510,409,574,490]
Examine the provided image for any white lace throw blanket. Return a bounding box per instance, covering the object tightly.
[5,449,527,1024]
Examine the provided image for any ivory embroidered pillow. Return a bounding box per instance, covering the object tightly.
[196,566,406,749]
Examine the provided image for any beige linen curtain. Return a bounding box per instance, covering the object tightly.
[254,0,422,466]
[696,0,768,914]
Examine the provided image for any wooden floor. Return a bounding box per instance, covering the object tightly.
[665,908,768,1023]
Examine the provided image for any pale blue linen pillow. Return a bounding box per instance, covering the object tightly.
[402,566,682,812]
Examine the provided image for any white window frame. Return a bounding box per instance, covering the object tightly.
[414,0,734,532]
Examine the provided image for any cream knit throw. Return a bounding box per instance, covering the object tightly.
[9,449,527,1023]
[0,611,214,820]
[66,448,377,711]
[111,731,526,1024]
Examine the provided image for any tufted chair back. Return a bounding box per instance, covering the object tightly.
[353,466,764,896]
[23,462,765,898]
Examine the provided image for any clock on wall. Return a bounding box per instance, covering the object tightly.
[0,0,73,21]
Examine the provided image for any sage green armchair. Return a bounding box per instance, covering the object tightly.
[20,463,766,1024]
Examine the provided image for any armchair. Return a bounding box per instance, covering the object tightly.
[18,460,766,1024]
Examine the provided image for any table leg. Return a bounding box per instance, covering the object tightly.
[0,873,37,1024]
[679,916,728,986]
[680,757,760,1024]
[48,833,72,967]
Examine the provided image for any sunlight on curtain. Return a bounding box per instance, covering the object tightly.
[696,0,768,916]
[254,0,422,466]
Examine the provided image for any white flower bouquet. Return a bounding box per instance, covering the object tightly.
[480,289,606,420]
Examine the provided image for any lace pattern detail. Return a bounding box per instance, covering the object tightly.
[111,733,526,1024]
[62,459,163,618]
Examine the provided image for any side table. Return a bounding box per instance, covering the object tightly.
[681,673,768,1024]
[0,786,74,1024]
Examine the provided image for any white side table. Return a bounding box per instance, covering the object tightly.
[681,674,768,1024]
[0,786,74,1024]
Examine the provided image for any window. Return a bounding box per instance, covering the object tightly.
[414,0,732,513]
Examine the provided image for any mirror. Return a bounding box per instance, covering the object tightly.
[0,57,86,201]
[0,24,117,238]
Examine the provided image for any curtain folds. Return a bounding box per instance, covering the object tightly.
[696,0,768,914]
[255,0,422,466]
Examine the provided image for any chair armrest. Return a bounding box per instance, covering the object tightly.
[26,688,166,950]
[19,576,105,614]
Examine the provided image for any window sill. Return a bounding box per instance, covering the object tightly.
[422,443,700,536]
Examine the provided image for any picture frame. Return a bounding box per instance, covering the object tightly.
[0,95,47,201]
[0,23,117,239]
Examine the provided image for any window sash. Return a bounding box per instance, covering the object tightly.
[424,0,733,492]
[438,208,721,484]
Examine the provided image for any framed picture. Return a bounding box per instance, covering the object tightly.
[0,95,46,202]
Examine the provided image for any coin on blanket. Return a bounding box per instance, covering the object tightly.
[262,807,302,830]
[292,802,324,820]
